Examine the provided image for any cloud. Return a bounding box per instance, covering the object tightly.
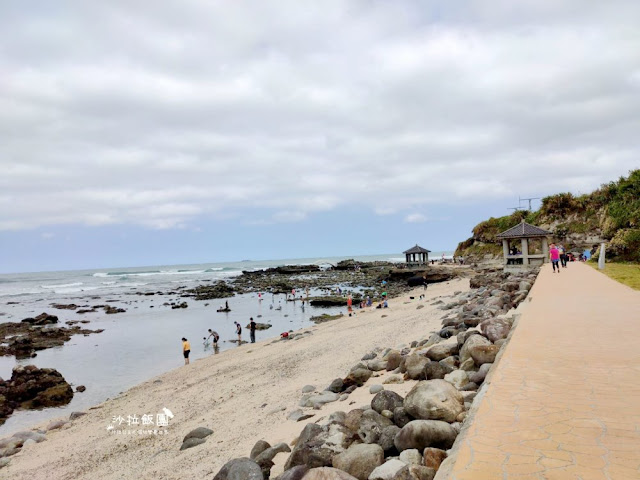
[404,213,427,223]
[1,1,639,231]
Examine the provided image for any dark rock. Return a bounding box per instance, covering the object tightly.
[180,437,206,450]
[377,425,401,452]
[183,427,213,442]
[75,385,86,392]
[358,410,394,444]
[371,391,404,415]
[394,420,458,452]
[393,407,413,429]
[69,411,86,420]
[326,378,344,393]
[213,457,263,480]
[423,361,453,380]
[21,313,58,325]
[284,423,356,471]
[275,465,309,480]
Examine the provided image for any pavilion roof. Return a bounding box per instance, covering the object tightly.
[403,244,431,254]
[496,220,552,239]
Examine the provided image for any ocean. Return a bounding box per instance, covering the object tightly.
[0,252,452,435]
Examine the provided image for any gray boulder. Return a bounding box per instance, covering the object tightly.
[368,459,406,479]
[480,318,511,343]
[384,350,402,371]
[180,437,206,450]
[357,410,394,444]
[469,363,492,384]
[371,391,404,414]
[368,360,388,372]
[377,425,401,452]
[404,355,428,380]
[332,443,384,480]
[394,420,458,452]
[403,380,464,422]
[300,392,340,408]
[423,361,452,380]
[393,465,436,480]
[183,427,213,442]
[399,448,422,465]
[301,467,358,479]
[284,423,356,470]
[251,440,272,460]
[326,378,344,393]
[275,465,309,480]
[469,345,499,366]
[213,457,264,480]
[346,364,373,386]
[425,343,458,361]
[393,407,413,428]
[459,334,491,364]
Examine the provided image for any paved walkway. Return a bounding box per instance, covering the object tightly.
[447,262,640,480]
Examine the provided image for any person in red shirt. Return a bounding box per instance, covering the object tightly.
[549,244,561,273]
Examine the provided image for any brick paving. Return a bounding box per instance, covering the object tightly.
[447,262,640,479]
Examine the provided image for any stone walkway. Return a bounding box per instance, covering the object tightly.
[447,262,640,479]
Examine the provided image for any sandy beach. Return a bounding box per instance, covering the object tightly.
[1,277,467,480]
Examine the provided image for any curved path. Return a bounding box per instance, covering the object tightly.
[445,262,640,479]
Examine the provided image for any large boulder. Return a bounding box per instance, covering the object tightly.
[371,391,404,414]
[394,420,458,452]
[357,409,394,444]
[368,459,406,479]
[377,425,401,452]
[480,319,511,343]
[276,465,309,480]
[459,335,491,364]
[345,364,372,387]
[469,363,492,384]
[403,380,464,423]
[425,343,458,361]
[384,351,402,371]
[469,345,499,366]
[4,365,73,417]
[393,465,436,480]
[332,443,384,480]
[423,361,453,380]
[404,355,428,380]
[443,370,468,389]
[213,457,263,480]
[422,448,447,470]
[284,423,356,471]
[300,392,340,408]
[301,467,358,479]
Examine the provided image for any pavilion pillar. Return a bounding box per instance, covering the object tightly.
[502,240,509,265]
[542,237,549,263]
[521,238,529,265]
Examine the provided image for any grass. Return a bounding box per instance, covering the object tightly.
[589,262,640,290]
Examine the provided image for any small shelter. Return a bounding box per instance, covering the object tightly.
[403,244,431,265]
[496,220,552,271]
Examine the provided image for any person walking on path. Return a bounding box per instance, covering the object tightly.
[559,244,568,268]
[182,337,191,365]
[549,244,561,273]
[249,317,257,343]
[234,321,242,344]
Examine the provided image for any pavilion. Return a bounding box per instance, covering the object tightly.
[403,244,431,265]
[496,220,552,271]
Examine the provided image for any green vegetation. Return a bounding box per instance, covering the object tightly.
[455,169,640,263]
[589,262,640,290]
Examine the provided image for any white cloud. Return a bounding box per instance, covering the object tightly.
[0,1,639,231]
[404,213,427,223]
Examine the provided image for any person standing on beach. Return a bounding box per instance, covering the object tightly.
[549,244,561,273]
[249,317,257,343]
[235,321,242,344]
[182,337,191,365]
[559,244,567,268]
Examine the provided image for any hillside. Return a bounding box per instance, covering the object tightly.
[455,169,640,263]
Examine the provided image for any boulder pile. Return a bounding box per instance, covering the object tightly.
[212,268,537,479]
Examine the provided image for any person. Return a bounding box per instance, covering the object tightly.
[182,337,191,365]
[234,321,242,344]
[347,294,352,308]
[549,244,561,273]
[558,244,567,268]
[249,317,257,343]
[207,329,219,348]
[383,299,388,308]
[225,300,229,310]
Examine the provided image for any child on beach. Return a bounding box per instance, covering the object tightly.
[182,337,191,365]
[234,321,242,344]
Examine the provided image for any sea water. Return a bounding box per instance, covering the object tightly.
[0,253,451,435]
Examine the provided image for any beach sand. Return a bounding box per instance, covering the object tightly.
[2,277,468,480]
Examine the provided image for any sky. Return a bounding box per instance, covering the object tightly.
[1,1,639,273]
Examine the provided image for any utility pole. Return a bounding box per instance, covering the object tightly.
[519,196,541,211]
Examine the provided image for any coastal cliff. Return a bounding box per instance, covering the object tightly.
[455,169,640,263]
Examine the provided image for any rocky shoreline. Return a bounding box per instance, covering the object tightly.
[202,267,537,480]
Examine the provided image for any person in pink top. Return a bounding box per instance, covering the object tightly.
[549,244,561,273]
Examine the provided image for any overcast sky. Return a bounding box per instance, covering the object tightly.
[1,1,639,273]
